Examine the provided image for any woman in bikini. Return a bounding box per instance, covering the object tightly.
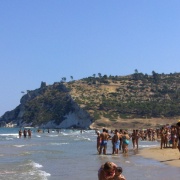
[122,131,130,154]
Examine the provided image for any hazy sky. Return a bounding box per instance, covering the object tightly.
[0,0,180,116]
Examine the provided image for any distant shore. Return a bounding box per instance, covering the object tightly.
[138,146,180,168]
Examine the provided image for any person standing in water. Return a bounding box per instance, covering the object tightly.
[27,129,32,138]
[135,129,140,149]
[18,129,23,138]
[99,128,111,155]
[96,131,101,153]
[119,129,123,151]
[112,129,121,155]
[23,129,27,138]
[131,129,136,149]
[122,131,130,154]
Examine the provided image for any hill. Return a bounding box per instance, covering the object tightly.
[1,71,180,129]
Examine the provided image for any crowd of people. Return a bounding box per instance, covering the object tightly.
[159,123,180,150]
[97,121,180,179]
[96,121,180,156]
[96,128,143,156]
[98,161,126,180]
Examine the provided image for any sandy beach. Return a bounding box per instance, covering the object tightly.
[90,117,179,130]
[138,147,180,168]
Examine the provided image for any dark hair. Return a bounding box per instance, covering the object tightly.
[103,128,106,132]
[177,122,180,127]
[116,167,123,173]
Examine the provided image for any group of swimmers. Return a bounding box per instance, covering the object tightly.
[96,128,146,155]
[18,129,32,138]
[37,128,61,133]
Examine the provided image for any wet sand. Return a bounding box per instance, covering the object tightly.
[138,147,180,167]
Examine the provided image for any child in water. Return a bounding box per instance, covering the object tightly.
[114,167,126,180]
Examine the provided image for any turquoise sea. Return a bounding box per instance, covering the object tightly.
[0,128,179,180]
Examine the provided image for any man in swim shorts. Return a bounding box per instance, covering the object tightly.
[99,128,111,155]
[112,129,121,154]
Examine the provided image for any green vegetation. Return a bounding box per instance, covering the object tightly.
[2,71,180,126]
[67,71,180,120]
[22,84,74,126]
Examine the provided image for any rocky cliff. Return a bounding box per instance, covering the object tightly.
[0,82,93,129]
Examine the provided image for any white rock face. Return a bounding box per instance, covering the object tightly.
[60,112,91,128]
[41,108,92,129]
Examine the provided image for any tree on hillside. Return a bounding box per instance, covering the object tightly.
[133,69,139,80]
[98,73,102,78]
[134,69,138,74]
[61,77,66,83]
[152,71,159,83]
[103,75,108,79]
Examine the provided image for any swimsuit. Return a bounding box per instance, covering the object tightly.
[122,137,129,145]
[123,139,129,145]
[100,140,107,147]
[114,140,120,149]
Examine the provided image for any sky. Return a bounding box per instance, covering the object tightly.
[0,0,180,116]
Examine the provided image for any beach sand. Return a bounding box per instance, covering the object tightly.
[90,117,179,130]
[138,147,180,167]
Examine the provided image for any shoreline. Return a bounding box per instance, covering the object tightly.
[138,146,180,168]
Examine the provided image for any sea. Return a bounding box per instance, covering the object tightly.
[0,128,179,180]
